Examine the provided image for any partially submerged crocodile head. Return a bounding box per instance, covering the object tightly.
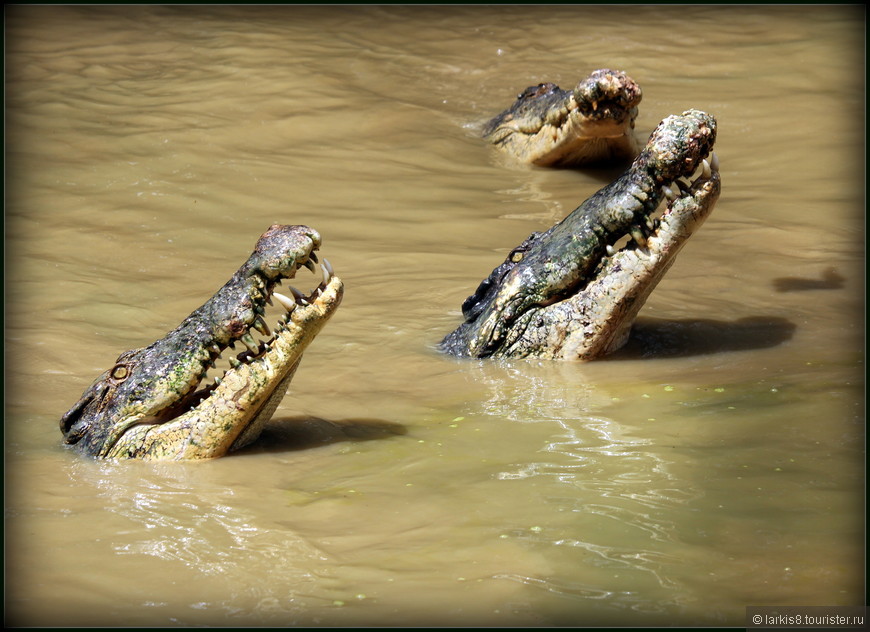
[441,109,720,360]
[60,224,343,460]
[482,68,643,167]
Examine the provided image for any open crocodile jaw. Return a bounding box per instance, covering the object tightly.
[59,225,343,461]
[442,109,720,361]
[497,163,721,360]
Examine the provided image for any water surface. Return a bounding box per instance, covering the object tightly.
[4,5,864,627]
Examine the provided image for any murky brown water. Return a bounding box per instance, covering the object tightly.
[4,4,864,627]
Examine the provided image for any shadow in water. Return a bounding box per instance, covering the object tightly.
[241,416,408,454]
[772,267,845,292]
[609,315,797,360]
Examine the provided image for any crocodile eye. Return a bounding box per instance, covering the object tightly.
[110,365,129,381]
[510,250,525,263]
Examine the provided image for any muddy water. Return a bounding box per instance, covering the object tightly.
[4,4,864,627]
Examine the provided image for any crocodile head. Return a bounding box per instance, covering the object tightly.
[60,224,344,460]
[482,68,643,167]
[441,109,720,360]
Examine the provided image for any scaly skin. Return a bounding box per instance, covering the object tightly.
[482,68,643,167]
[441,109,719,360]
[60,224,343,460]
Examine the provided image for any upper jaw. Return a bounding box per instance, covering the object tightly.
[571,68,643,122]
[498,69,642,134]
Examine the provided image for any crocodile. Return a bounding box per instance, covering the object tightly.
[441,109,720,360]
[60,224,343,460]
[482,68,643,167]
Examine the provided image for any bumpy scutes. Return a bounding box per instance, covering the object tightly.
[60,225,343,460]
[483,68,643,167]
[441,109,720,360]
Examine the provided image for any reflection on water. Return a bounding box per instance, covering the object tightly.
[5,3,864,627]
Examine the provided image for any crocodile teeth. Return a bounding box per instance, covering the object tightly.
[323,257,334,278]
[288,285,309,305]
[253,315,271,336]
[241,333,259,353]
[630,225,647,248]
[228,356,241,368]
[606,244,615,256]
[303,260,316,273]
[309,251,319,264]
[701,158,711,179]
[320,262,332,286]
[273,291,297,313]
[662,184,678,201]
[710,151,720,172]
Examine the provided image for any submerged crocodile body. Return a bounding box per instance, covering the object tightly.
[60,224,343,460]
[483,68,643,167]
[441,109,720,360]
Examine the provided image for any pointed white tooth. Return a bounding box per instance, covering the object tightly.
[273,292,297,312]
[323,257,334,278]
[303,260,316,273]
[663,185,677,201]
[320,263,331,285]
[646,217,655,231]
[309,251,319,264]
[701,158,711,178]
[710,151,719,172]
[606,244,615,256]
